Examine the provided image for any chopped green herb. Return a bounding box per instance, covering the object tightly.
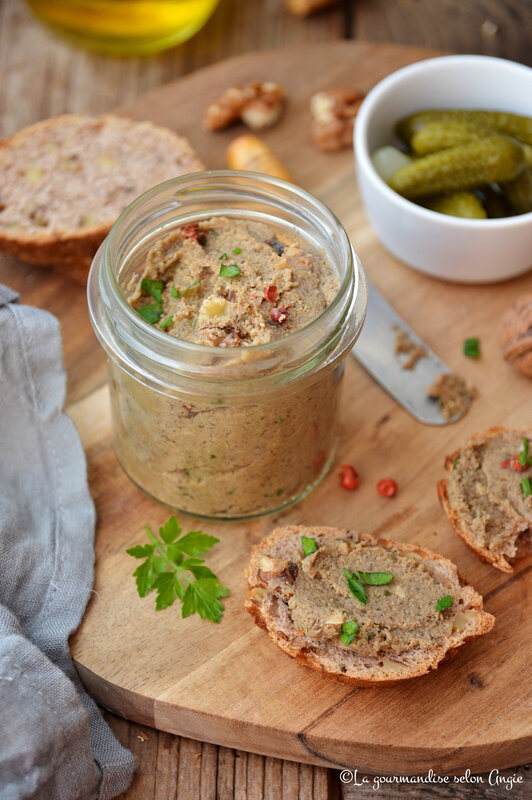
[126,515,230,623]
[170,286,179,298]
[219,253,228,261]
[276,488,284,496]
[435,595,453,612]
[357,570,393,586]
[137,304,163,324]
[453,455,461,470]
[301,536,318,556]
[184,279,200,293]
[366,631,376,641]
[463,337,480,358]
[141,278,164,304]
[384,589,391,596]
[210,454,216,459]
[232,247,242,255]
[159,316,173,329]
[521,476,532,497]
[220,263,241,278]
[519,437,531,467]
[343,568,367,605]
[340,620,358,646]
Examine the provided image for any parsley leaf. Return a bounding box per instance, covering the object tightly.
[220,263,240,277]
[340,620,358,646]
[133,559,155,597]
[141,278,164,304]
[137,304,163,323]
[301,536,318,556]
[127,516,230,623]
[519,437,532,468]
[343,567,367,605]
[177,530,220,556]
[154,572,179,610]
[463,337,480,358]
[159,516,181,543]
[126,544,154,559]
[182,579,230,622]
[356,570,393,586]
[521,476,532,497]
[435,595,453,612]
[232,247,242,255]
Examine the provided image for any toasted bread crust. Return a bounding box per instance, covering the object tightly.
[437,479,513,573]
[245,525,494,686]
[0,114,204,282]
[439,426,532,573]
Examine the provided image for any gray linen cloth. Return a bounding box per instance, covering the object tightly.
[0,285,135,799]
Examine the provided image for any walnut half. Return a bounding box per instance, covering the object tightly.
[204,82,285,132]
[310,89,365,152]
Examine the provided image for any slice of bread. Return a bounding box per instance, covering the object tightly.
[438,427,532,573]
[0,114,204,281]
[245,525,494,686]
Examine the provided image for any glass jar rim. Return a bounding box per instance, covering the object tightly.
[88,170,367,393]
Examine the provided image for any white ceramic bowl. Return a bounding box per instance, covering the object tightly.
[354,55,532,283]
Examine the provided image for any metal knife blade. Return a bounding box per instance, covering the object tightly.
[351,278,469,425]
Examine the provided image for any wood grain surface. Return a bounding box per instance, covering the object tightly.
[105,713,338,800]
[1,3,531,798]
[46,40,530,778]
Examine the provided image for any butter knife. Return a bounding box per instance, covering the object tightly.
[352,278,470,425]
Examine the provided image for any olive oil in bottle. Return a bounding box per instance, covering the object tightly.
[25,0,221,55]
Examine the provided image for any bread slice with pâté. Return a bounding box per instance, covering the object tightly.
[245,525,494,686]
[438,427,532,573]
[0,114,204,281]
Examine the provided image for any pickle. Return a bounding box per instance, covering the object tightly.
[425,191,487,219]
[398,110,532,148]
[501,169,532,215]
[388,136,532,200]
[410,121,492,156]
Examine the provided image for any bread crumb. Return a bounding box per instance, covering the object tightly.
[427,372,471,420]
[393,325,427,370]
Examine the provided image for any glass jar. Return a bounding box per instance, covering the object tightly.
[88,171,366,520]
[25,0,221,56]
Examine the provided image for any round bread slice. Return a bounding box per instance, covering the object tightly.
[0,114,204,281]
[245,525,494,686]
[438,427,532,573]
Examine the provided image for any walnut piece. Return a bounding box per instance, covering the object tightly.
[204,81,285,132]
[499,293,532,378]
[310,89,365,152]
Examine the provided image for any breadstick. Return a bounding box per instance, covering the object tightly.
[284,0,343,17]
[226,135,293,182]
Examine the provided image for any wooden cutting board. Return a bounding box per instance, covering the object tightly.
[7,41,531,777]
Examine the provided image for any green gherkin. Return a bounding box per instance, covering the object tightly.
[501,169,532,215]
[388,136,531,200]
[411,121,492,156]
[397,109,532,147]
[425,191,487,219]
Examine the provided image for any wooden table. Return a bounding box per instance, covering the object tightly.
[1,1,530,797]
